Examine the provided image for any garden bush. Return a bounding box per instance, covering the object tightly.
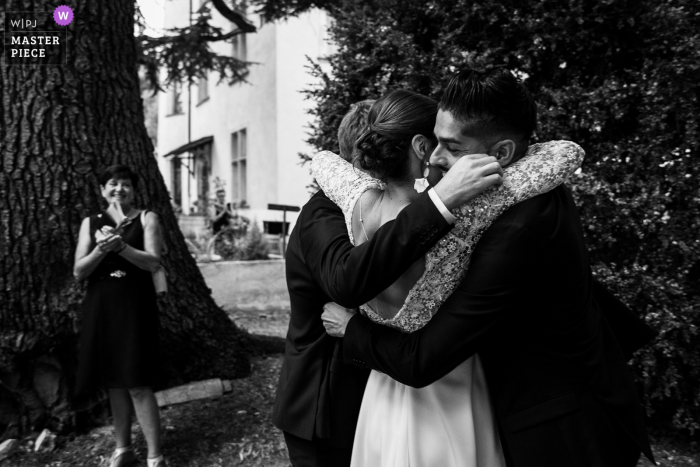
[235,223,271,261]
[295,0,700,434]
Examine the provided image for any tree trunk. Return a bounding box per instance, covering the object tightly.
[0,0,251,436]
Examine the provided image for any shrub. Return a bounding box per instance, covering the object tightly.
[235,222,270,261]
[296,0,700,434]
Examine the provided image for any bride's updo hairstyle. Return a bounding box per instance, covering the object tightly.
[354,90,437,183]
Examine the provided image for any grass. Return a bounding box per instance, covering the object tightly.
[3,307,699,466]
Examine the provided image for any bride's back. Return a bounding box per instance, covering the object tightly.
[351,189,426,320]
[349,89,438,320]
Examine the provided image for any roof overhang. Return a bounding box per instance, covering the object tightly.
[163,136,213,157]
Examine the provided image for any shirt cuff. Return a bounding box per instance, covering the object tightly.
[428,188,457,224]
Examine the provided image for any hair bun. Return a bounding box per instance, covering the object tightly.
[351,90,438,182]
[354,129,395,180]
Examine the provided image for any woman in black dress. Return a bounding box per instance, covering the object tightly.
[74,165,166,467]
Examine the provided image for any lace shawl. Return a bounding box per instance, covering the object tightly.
[311,141,584,333]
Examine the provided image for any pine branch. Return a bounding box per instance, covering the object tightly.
[136,6,253,91]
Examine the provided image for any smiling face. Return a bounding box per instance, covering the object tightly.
[429,109,494,173]
[101,177,135,209]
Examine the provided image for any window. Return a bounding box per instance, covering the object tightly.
[197,74,209,103]
[231,129,247,204]
[169,81,183,115]
[232,33,247,61]
[171,158,182,206]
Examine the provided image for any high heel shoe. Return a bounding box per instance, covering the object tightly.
[109,448,136,467]
[147,455,167,467]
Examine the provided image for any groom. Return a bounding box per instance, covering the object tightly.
[323,68,656,467]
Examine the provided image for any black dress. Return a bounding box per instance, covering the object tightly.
[212,203,232,233]
[76,211,159,393]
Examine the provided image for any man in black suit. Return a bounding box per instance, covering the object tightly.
[323,68,655,466]
[272,102,506,466]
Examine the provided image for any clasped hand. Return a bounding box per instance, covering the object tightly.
[95,227,126,253]
[322,302,358,337]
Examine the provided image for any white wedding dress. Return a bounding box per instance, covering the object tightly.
[312,141,584,467]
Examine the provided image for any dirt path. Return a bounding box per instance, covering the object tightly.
[5,356,290,467]
[227,308,290,338]
[4,305,699,466]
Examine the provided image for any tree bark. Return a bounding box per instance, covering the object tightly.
[0,0,251,436]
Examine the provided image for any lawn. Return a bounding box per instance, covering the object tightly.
[3,307,699,466]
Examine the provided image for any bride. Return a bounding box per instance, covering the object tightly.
[311,89,583,466]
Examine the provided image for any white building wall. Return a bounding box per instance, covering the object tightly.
[234,15,279,224]
[157,0,193,213]
[273,12,328,226]
[157,2,327,234]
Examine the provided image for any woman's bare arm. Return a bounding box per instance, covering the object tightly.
[73,217,114,281]
[117,211,161,272]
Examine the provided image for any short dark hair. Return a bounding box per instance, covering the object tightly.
[354,90,437,182]
[439,67,537,144]
[98,164,139,188]
[338,99,375,162]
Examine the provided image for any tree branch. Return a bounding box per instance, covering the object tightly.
[137,6,253,91]
[200,29,247,41]
[211,0,256,33]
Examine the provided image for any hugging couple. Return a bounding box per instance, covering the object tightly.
[272,67,656,467]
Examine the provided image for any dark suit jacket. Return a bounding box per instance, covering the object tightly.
[343,185,655,466]
[591,280,657,361]
[272,190,452,447]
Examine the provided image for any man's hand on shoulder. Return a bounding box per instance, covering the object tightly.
[433,154,503,210]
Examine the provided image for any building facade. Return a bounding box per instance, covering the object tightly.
[156,1,333,237]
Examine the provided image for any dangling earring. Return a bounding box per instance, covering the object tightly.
[414,160,430,193]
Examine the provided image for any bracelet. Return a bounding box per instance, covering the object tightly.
[115,243,128,254]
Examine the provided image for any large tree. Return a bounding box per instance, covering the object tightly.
[0,0,257,436]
